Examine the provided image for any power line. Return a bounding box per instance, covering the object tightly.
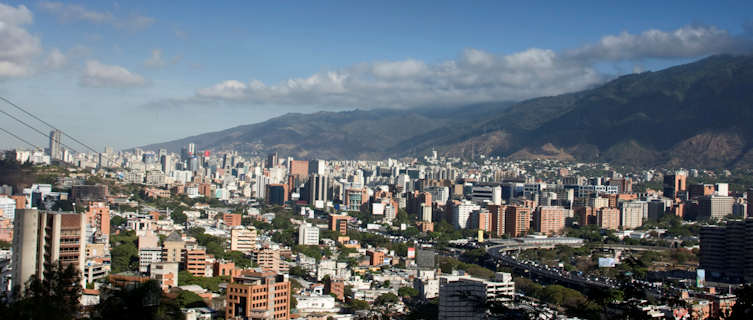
[0,96,101,155]
[0,96,123,168]
[0,127,43,151]
[0,106,82,154]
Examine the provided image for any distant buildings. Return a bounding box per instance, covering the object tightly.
[230,227,257,253]
[533,206,566,235]
[504,206,530,237]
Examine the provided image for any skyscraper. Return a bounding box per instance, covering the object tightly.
[12,209,86,291]
[49,129,62,161]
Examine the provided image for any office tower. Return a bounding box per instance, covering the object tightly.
[698,195,735,220]
[187,143,196,156]
[329,214,349,235]
[162,232,185,263]
[699,220,753,282]
[308,159,326,175]
[663,172,687,199]
[647,199,667,221]
[597,208,620,230]
[266,184,288,205]
[12,209,86,291]
[420,203,433,222]
[289,160,309,178]
[49,129,62,161]
[472,210,492,232]
[230,227,257,253]
[139,247,162,274]
[307,174,329,204]
[438,273,515,320]
[225,272,291,320]
[533,206,566,235]
[298,223,319,246]
[266,152,278,169]
[504,206,530,237]
[344,188,368,211]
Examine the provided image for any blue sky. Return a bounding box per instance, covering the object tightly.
[0,1,751,151]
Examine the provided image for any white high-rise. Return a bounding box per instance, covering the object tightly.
[298,223,320,245]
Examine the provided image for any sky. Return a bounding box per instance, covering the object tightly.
[0,1,752,151]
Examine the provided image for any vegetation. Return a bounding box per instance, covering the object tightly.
[93,280,183,320]
[0,262,82,320]
[110,230,139,273]
[178,271,228,292]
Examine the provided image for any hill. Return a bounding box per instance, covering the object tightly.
[142,54,753,168]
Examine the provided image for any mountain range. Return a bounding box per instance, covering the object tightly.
[142,54,753,168]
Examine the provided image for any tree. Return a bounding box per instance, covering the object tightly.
[398,287,419,298]
[729,284,753,320]
[110,242,139,273]
[175,290,207,308]
[348,299,370,310]
[93,280,183,320]
[1,262,82,320]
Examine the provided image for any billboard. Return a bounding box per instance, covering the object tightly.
[598,257,616,268]
[697,269,705,288]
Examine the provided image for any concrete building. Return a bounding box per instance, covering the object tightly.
[223,213,242,227]
[12,209,87,290]
[700,220,753,282]
[533,206,566,235]
[598,207,620,230]
[453,201,480,229]
[488,204,506,237]
[698,196,735,220]
[49,129,62,161]
[663,172,687,199]
[298,223,319,246]
[226,272,291,320]
[620,201,646,230]
[231,227,257,253]
[329,214,349,235]
[253,247,287,273]
[438,273,515,320]
[162,232,186,263]
[139,247,162,273]
[0,197,16,220]
[149,262,179,290]
[85,202,110,237]
[504,206,530,237]
[183,247,208,277]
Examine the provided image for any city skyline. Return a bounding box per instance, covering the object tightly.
[0,1,752,150]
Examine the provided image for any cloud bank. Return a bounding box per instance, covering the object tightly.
[0,3,41,77]
[181,25,752,109]
[80,60,146,88]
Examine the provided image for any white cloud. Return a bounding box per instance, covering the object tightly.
[44,48,67,69]
[38,1,154,30]
[0,3,41,77]
[567,25,752,62]
[144,49,165,68]
[80,60,146,88]
[164,24,753,109]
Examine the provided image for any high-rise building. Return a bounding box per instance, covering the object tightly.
[438,273,515,320]
[575,206,596,226]
[187,143,196,156]
[253,247,287,273]
[0,196,16,220]
[504,206,530,237]
[289,160,309,178]
[533,206,566,235]
[223,213,242,227]
[700,220,753,282]
[85,202,110,237]
[620,201,645,229]
[698,196,735,220]
[230,227,257,253]
[298,223,319,246]
[12,209,86,291]
[49,129,62,161]
[266,152,278,169]
[597,208,620,230]
[453,201,480,229]
[225,272,291,320]
[307,174,330,204]
[488,204,506,237]
[663,172,687,199]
